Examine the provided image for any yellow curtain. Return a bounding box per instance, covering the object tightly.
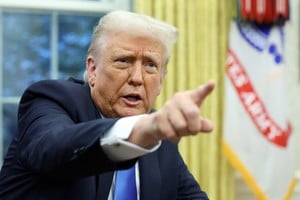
[134,0,234,199]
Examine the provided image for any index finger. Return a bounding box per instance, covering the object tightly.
[190,80,215,106]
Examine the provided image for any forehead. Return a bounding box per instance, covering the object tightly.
[105,32,166,57]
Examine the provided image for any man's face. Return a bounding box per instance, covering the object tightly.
[87,32,165,117]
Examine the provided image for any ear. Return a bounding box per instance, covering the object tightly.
[86,56,97,87]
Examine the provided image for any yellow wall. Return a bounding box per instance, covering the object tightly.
[135,0,235,199]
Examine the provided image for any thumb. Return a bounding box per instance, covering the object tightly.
[190,80,215,106]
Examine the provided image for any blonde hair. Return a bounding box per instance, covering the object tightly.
[84,10,178,81]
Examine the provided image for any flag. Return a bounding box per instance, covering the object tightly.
[238,0,289,25]
[223,19,296,199]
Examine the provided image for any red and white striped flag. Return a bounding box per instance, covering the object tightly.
[223,20,296,199]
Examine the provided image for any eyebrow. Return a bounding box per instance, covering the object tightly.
[142,52,162,63]
[112,49,162,63]
[111,49,134,57]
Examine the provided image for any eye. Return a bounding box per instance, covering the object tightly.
[116,57,129,63]
[144,61,157,68]
[113,56,132,69]
[144,61,159,74]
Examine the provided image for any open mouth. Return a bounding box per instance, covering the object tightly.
[124,94,142,101]
[122,94,142,106]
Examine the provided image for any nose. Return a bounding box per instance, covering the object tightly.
[128,63,144,86]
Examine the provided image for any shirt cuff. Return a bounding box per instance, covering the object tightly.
[100,114,161,161]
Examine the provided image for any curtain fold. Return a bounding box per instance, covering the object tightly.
[134,0,234,199]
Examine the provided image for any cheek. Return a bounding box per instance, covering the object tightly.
[96,65,118,84]
[92,68,111,96]
[95,68,127,97]
[146,78,163,100]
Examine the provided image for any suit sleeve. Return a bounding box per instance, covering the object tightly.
[177,154,209,199]
[16,80,136,180]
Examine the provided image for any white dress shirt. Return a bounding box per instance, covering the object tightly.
[99,114,161,200]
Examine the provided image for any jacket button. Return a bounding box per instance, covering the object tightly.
[73,146,85,155]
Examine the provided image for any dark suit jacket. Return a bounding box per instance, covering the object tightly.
[0,78,208,200]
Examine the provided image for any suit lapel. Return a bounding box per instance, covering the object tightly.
[139,151,161,200]
[86,83,161,200]
[96,171,114,200]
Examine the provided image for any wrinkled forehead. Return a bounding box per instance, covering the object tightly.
[110,41,165,63]
[98,30,168,62]
[103,27,167,51]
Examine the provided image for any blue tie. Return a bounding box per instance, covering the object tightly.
[113,165,137,200]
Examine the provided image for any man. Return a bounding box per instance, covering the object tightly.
[0,10,214,199]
